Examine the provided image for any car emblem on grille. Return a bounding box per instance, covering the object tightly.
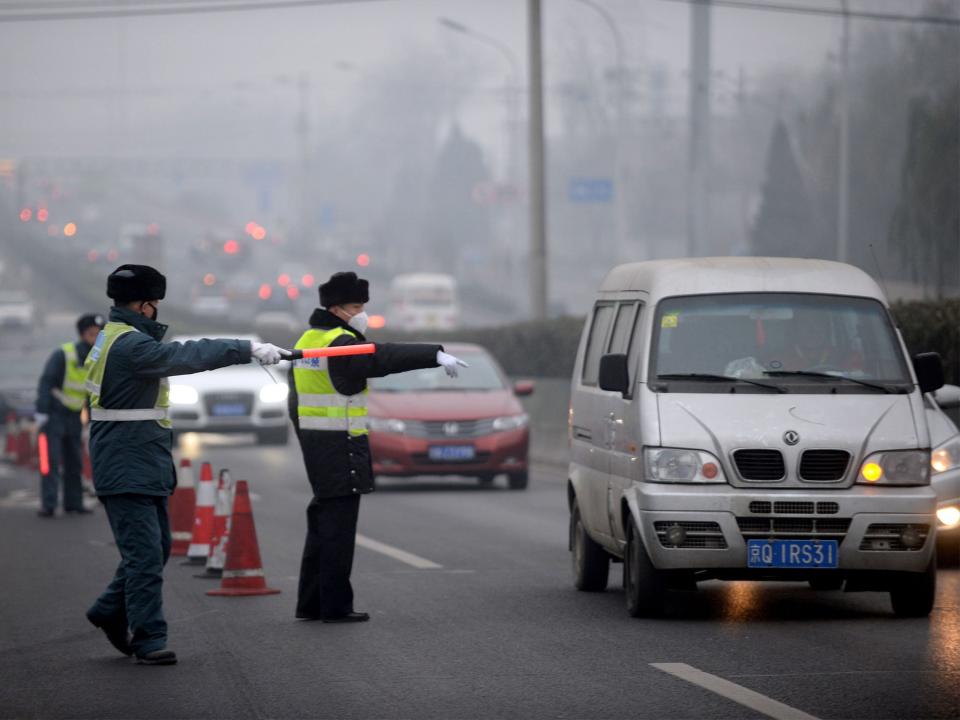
[783,430,800,446]
[443,422,460,436]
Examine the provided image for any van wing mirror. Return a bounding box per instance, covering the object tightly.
[599,354,630,396]
[913,352,945,394]
[934,384,960,410]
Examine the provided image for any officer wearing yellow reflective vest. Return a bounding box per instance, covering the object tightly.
[34,313,105,517]
[289,271,467,622]
[84,264,288,665]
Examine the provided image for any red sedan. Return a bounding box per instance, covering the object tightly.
[368,343,532,489]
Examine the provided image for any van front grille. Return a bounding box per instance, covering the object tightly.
[737,517,851,539]
[800,450,851,481]
[734,450,785,481]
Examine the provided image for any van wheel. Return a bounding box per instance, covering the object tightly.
[570,501,609,592]
[508,471,528,490]
[624,516,665,617]
[889,556,937,618]
[809,576,844,591]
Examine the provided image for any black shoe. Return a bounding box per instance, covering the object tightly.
[321,611,370,624]
[65,507,93,515]
[136,650,177,666]
[36,509,54,518]
[86,611,133,656]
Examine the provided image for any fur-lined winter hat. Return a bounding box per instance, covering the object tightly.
[319,271,369,308]
[106,264,167,302]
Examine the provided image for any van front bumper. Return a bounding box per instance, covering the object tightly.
[627,483,937,573]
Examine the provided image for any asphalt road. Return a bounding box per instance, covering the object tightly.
[1,435,959,720]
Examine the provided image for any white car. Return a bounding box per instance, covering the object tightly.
[168,335,290,445]
[0,291,34,328]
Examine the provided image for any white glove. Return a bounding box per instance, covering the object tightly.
[34,413,49,428]
[437,350,469,378]
[251,341,290,366]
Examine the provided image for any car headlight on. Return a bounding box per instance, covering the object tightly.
[643,447,726,484]
[857,450,930,486]
[259,383,289,404]
[931,435,960,475]
[492,413,529,432]
[937,506,960,529]
[168,384,199,405]
[368,418,406,433]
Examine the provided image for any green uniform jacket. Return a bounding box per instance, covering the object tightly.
[89,306,252,497]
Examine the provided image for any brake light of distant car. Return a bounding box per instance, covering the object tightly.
[857,450,930,485]
[492,413,529,432]
[169,384,200,405]
[643,447,726,484]
[259,383,289,404]
[369,418,406,433]
[937,506,960,529]
[931,436,960,475]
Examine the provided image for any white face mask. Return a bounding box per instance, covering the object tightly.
[347,311,369,334]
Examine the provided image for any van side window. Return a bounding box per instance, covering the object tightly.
[626,304,645,384]
[582,303,615,385]
[608,302,638,355]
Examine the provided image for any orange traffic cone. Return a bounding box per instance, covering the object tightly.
[169,459,197,556]
[3,412,16,461]
[184,462,216,565]
[207,481,280,597]
[197,469,234,579]
[16,421,31,467]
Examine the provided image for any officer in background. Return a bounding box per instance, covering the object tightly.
[35,312,105,518]
[289,271,467,622]
[84,264,287,665]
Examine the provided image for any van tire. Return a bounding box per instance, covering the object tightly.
[571,502,609,592]
[624,516,665,617]
[889,556,937,618]
[508,471,528,490]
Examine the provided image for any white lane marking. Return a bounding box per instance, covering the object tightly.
[355,533,443,570]
[651,663,821,720]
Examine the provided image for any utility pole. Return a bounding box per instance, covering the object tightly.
[837,0,851,263]
[297,72,311,250]
[686,0,711,257]
[528,0,548,320]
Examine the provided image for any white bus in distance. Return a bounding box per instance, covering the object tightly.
[389,273,459,331]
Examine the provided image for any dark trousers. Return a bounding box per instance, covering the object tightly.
[297,494,361,619]
[40,419,84,512]
[88,494,171,656]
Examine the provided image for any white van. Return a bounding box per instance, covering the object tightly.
[389,273,459,331]
[568,257,944,617]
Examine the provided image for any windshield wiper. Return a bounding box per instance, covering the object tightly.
[762,370,895,393]
[656,373,786,393]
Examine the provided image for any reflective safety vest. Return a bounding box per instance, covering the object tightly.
[293,327,368,436]
[84,322,171,427]
[53,342,88,412]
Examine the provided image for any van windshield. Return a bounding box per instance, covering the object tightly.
[651,293,911,390]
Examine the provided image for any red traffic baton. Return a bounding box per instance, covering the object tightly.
[288,344,376,360]
[38,432,50,476]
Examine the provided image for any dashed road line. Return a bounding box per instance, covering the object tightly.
[651,662,821,720]
[355,533,443,570]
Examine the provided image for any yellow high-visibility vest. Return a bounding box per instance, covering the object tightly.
[293,327,368,436]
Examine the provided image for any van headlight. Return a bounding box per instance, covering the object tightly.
[169,384,199,405]
[492,413,529,432]
[931,436,960,475]
[369,418,406,433]
[858,450,930,486]
[644,447,726,484]
[259,383,289,404]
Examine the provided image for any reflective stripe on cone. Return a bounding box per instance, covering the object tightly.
[207,480,280,597]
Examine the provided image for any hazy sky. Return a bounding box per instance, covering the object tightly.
[2,0,933,159]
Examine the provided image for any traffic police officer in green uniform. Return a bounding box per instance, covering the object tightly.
[35,313,105,517]
[84,264,287,665]
[289,271,467,622]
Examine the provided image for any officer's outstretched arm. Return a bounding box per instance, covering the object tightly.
[130,336,252,378]
[327,335,442,382]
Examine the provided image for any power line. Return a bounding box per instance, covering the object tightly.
[0,0,377,23]
[658,0,960,27]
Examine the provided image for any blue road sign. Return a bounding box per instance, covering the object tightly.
[568,177,614,203]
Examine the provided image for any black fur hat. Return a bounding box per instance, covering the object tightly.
[106,264,167,302]
[76,313,106,334]
[319,271,369,308]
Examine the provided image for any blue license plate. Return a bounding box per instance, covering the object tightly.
[211,403,247,417]
[747,539,839,569]
[428,445,476,462]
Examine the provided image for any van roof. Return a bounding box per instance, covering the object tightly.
[600,257,886,302]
